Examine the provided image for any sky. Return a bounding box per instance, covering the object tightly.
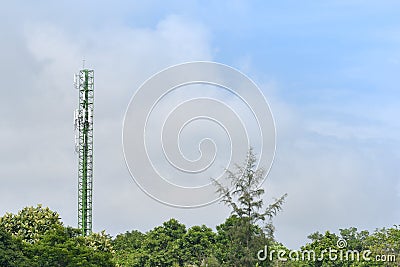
[0,1,399,249]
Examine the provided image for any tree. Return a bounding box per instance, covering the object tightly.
[0,204,63,243]
[215,215,271,267]
[301,228,388,267]
[141,218,187,267]
[181,225,216,266]
[213,148,287,266]
[1,206,115,266]
[85,230,114,253]
[25,227,114,267]
[301,231,341,267]
[113,230,145,267]
[365,225,400,266]
[0,226,31,267]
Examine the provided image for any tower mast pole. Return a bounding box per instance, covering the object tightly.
[74,68,94,236]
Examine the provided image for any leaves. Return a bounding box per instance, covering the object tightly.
[181,225,216,266]
[0,204,63,244]
[213,148,287,266]
[2,204,400,267]
[0,226,30,267]
[0,206,114,267]
[214,148,287,228]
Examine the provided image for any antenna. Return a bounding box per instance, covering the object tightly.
[74,74,79,89]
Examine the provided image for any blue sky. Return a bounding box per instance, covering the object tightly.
[0,1,399,249]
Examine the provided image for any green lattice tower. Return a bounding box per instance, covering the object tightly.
[74,69,94,236]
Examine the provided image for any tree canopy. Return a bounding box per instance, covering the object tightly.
[213,148,287,266]
[0,205,114,266]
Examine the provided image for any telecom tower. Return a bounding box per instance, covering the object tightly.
[74,68,94,236]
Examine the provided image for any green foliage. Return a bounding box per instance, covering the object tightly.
[25,227,114,267]
[365,225,400,266]
[141,218,187,267]
[2,204,399,267]
[0,204,63,243]
[112,230,145,267]
[301,231,342,267]
[112,221,220,267]
[85,230,114,253]
[215,215,272,266]
[213,149,287,266]
[0,226,30,267]
[181,225,216,266]
[214,149,287,228]
[298,227,400,267]
[113,230,144,252]
[0,206,115,267]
